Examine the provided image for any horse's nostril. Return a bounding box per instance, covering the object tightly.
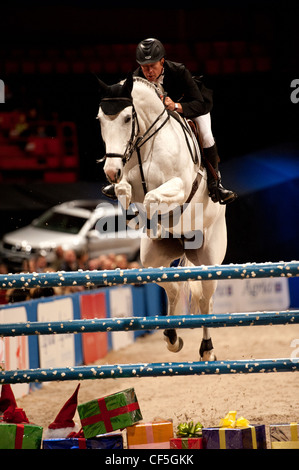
[117,169,122,180]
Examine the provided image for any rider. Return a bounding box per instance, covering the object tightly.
[102,38,237,205]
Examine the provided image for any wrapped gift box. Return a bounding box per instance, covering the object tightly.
[270,423,299,449]
[170,437,203,449]
[43,432,123,449]
[0,422,43,449]
[78,388,142,439]
[127,420,173,449]
[202,425,266,449]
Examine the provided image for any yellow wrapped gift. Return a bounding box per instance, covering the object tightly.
[270,423,299,449]
[202,411,266,449]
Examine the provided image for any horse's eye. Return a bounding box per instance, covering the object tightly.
[124,115,131,124]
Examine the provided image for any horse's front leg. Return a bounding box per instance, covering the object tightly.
[143,177,185,237]
[114,180,132,210]
[143,177,185,210]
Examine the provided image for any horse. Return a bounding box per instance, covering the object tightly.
[97,73,227,361]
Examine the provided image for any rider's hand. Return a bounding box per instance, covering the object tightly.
[161,95,182,113]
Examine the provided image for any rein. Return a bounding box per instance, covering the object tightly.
[132,107,169,195]
[101,96,199,203]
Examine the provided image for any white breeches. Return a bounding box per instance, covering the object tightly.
[194,113,215,148]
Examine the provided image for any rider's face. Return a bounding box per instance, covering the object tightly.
[140,59,164,82]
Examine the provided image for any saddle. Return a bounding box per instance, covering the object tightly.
[186,118,201,149]
[168,111,201,165]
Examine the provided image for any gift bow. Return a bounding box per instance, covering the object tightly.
[177,421,203,437]
[219,411,250,428]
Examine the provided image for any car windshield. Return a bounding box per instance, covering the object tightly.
[32,210,87,234]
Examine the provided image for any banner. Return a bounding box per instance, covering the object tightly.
[80,291,108,363]
[0,305,29,398]
[213,277,290,313]
[109,287,134,351]
[37,297,75,369]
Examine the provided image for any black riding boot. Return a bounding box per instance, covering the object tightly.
[203,144,237,204]
[102,184,117,200]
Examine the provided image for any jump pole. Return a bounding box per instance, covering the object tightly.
[1,261,299,289]
[1,358,298,384]
[0,310,299,337]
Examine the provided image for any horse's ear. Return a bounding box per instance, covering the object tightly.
[123,72,133,96]
[97,77,109,95]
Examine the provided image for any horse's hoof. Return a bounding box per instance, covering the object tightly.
[164,335,184,353]
[200,350,217,362]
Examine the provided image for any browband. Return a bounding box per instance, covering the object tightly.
[100,97,133,115]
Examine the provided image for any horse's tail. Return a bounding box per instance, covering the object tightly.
[176,254,203,315]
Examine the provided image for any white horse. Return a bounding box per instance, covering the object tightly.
[97,74,227,360]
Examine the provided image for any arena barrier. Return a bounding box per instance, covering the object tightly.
[1,261,299,384]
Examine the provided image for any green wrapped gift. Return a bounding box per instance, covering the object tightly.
[78,388,142,438]
[0,422,43,449]
[0,385,43,449]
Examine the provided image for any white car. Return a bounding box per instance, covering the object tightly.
[0,200,141,269]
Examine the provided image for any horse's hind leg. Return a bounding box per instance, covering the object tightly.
[186,208,227,361]
[140,237,184,353]
[162,280,184,353]
[198,280,217,361]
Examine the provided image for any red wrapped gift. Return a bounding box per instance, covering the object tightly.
[170,437,203,449]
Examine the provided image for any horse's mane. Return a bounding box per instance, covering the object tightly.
[132,76,161,99]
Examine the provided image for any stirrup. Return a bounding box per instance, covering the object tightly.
[102,184,117,200]
[208,178,238,205]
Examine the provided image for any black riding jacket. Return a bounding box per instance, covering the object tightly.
[133,60,213,119]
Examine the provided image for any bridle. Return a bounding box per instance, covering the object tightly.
[100,96,169,195]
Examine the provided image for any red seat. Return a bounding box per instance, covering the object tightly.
[55,61,70,74]
[0,145,25,162]
[194,43,212,61]
[185,60,199,74]
[0,112,20,131]
[44,171,77,183]
[26,137,62,157]
[95,44,111,59]
[205,59,221,75]
[230,41,247,58]
[212,42,229,58]
[38,61,53,74]
[102,60,119,75]
[21,61,36,74]
[255,57,271,72]
[222,58,237,74]
[5,61,19,74]
[87,60,102,75]
[72,61,87,74]
[239,57,255,73]
[62,155,78,167]
[110,44,127,58]
[119,59,135,74]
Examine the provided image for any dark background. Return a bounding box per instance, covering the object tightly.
[0,0,298,264]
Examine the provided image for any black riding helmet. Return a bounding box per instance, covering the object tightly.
[136,38,166,65]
